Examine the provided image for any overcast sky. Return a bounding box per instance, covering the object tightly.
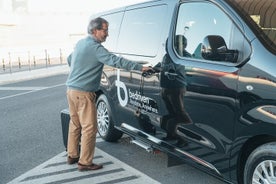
[0,0,149,48]
[28,0,148,13]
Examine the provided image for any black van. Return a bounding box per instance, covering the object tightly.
[61,0,276,183]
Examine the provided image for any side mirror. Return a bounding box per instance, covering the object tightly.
[201,35,238,62]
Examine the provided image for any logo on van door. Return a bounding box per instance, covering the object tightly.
[115,70,128,107]
[115,70,158,114]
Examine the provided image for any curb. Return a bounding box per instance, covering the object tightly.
[0,65,69,85]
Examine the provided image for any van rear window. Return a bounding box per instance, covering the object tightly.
[227,0,276,54]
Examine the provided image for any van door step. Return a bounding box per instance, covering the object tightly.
[131,139,154,153]
[120,123,222,177]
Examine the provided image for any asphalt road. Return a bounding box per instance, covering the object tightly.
[0,74,67,184]
[0,74,226,184]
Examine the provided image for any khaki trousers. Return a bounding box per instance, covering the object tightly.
[66,89,97,165]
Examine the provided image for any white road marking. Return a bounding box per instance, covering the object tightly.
[0,83,65,100]
[0,87,47,90]
[7,146,160,184]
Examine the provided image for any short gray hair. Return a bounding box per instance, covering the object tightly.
[87,17,109,34]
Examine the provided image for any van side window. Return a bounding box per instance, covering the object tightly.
[175,2,250,63]
[102,12,124,52]
[117,5,167,57]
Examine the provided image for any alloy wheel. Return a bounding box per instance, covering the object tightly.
[252,160,276,184]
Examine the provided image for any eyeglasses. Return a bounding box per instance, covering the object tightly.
[100,28,108,33]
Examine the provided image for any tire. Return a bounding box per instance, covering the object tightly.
[96,94,123,142]
[243,142,276,184]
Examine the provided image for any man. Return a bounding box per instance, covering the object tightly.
[66,17,150,171]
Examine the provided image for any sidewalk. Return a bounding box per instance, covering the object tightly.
[0,64,69,85]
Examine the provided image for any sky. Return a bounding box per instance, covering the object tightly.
[0,0,149,65]
[0,0,148,49]
[27,0,148,14]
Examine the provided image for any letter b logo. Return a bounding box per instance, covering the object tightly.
[115,69,128,107]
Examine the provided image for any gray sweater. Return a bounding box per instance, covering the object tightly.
[66,35,143,92]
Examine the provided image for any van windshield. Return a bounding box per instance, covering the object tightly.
[227,0,276,54]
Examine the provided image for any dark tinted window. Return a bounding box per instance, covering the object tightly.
[117,5,167,57]
[227,0,276,54]
[175,2,250,63]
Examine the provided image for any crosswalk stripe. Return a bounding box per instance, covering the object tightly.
[7,147,160,184]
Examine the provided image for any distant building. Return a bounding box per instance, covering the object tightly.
[12,0,28,13]
[0,0,28,13]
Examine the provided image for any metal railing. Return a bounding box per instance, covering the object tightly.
[0,47,72,74]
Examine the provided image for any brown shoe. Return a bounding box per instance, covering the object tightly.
[78,163,103,171]
[67,156,79,165]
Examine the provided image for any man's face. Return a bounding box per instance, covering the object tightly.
[94,23,109,43]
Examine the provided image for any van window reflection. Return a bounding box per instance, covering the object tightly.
[175,2,246,62]
[159,37,192,146]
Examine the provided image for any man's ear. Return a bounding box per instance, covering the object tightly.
[91,28,96,35]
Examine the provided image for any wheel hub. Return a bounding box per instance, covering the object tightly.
[253,160,276,184]
[97,101,109,136]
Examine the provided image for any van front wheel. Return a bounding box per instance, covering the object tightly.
[243,142,276,184]
[96,94,123,142]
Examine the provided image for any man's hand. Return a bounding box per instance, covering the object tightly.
[141,66,152,72]
[142,66,156,77]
